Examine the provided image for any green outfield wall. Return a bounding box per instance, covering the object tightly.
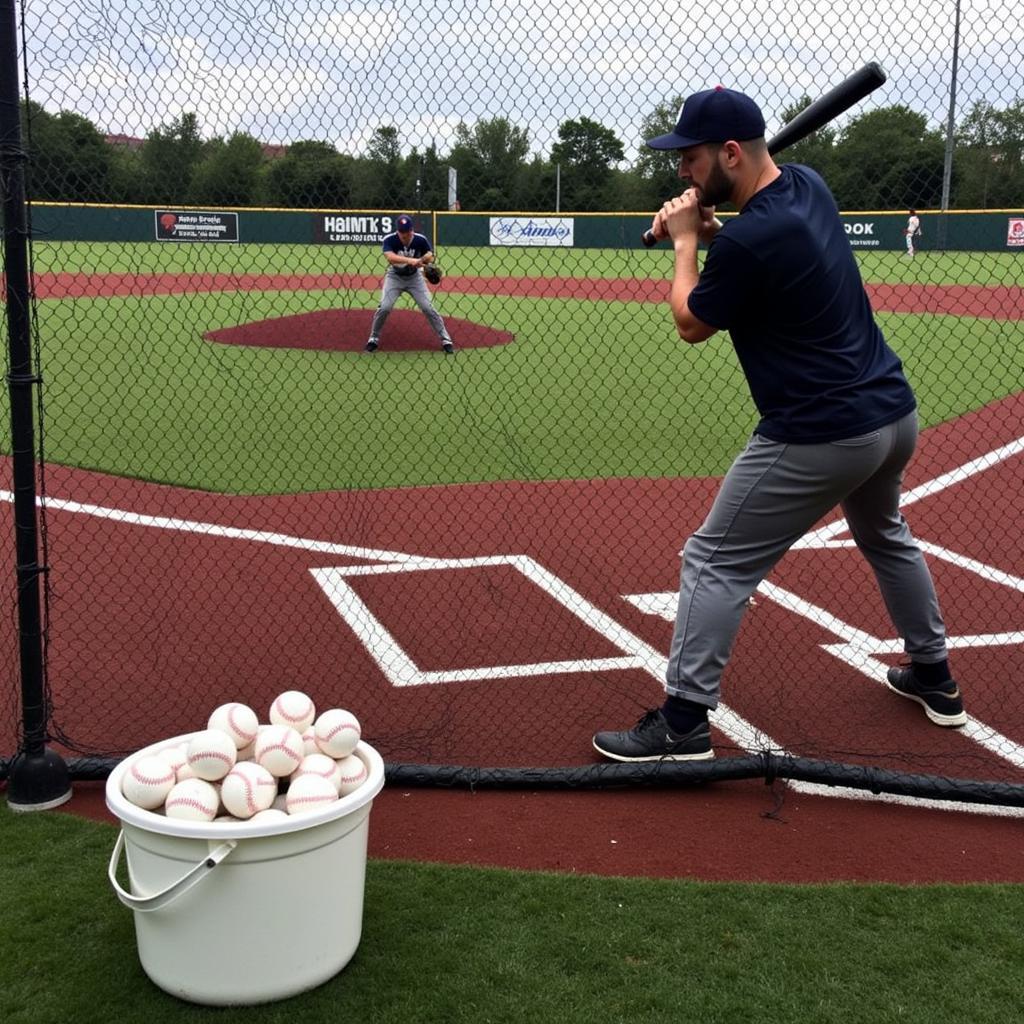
[30,203,1024,252]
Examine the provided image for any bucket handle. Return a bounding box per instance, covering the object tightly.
[108,831,237,913]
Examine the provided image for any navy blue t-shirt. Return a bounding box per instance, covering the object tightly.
[687,164,916,442]
[382,231,433,277]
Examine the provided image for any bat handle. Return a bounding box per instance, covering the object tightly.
[641,228,660,247]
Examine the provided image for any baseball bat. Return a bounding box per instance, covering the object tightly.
[640,62,887,247]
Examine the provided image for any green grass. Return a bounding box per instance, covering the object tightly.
[2,804,1023,1024]
[17,242,1024,493]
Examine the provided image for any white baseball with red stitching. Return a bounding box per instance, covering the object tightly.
[254,724,305,777]
[186,728,238,781]
[285,774,338,815]
[291,752,343,793]
[121,754,176,810]
[164,778,219,821]
[221,761,277,818]
[334,753,369,796]
[207,702,260,750]
[269,690,316,733]
[314,708,361,759]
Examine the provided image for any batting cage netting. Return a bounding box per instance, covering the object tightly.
[2,0,1023,805]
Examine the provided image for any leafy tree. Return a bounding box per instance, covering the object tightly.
[397,144,448,213]
[138,112,204,204]
[550,117,625,211]
[633,96,686,205]
[448,117,530,210]
[260,140,350,208]
[20,100,116,202]
[188,133,265,206]
[353,125,403,207]
[513,155,557,211]
[954,99,1024,208]
[829,106,945,209]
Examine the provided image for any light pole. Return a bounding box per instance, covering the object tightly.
[938,0,962,248]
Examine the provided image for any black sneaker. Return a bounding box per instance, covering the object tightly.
[885,665,967,727]
[365,339,378,352]
[442,342,454,355]
[593,709,713,762]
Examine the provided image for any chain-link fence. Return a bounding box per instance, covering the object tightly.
[3,0,1023,800]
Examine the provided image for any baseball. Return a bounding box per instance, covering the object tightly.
[314,708,361,759]
[164,778,219,821]
[121,755,176,810]
[269,690,316,733]
[292,752,343,793]
[155,743,188,777]
[334,752,369,796]
[207,702,259,750]
[301,726,319,757]
[285,774,338,815]
[254,724,305,777]
[186,728,238,781]
[220,761,278,819]
[250,808,290,824]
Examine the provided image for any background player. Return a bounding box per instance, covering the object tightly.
[366,214,454,354]
[904,209,922,257]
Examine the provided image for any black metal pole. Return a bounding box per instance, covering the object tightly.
[1,0,70,810]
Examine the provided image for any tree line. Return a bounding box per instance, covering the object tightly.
[19,96,1024,214]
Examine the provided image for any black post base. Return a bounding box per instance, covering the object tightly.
[6,748,72,811]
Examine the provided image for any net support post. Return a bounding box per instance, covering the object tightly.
[1,0,71,811]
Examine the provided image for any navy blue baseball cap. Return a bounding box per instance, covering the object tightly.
[646,86,766,149]
[396,214,414,231]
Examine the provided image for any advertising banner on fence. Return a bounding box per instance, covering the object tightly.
[155,210,238,242]
[1008,218,1024,247]
[314,213,401,243]
[489,217,574,246]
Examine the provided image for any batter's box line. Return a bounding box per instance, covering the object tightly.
[310,554,670,688]
[310,553,790,767]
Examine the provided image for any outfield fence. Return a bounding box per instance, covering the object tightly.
[2,0,1023,808]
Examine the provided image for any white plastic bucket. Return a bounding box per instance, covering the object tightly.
[105,734,385,1006]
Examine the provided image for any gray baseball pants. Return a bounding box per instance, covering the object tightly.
[666,410,948,707]
[368,269,451,344]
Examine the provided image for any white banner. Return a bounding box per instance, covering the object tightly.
[488,217,574,247]
[448,167,458,211]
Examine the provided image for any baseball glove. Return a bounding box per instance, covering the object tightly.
[423,264,442,286]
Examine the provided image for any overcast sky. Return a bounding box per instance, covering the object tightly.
[22,0,1024,163]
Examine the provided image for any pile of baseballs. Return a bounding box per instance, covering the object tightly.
[120,691,367,822]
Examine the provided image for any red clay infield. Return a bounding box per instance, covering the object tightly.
[17,269,1024,882]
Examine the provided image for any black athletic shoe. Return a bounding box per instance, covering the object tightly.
[442,342,455,355]
[885,665,967,727]
[593,709,713,762]
[365,339,378,352]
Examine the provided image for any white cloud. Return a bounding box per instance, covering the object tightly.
[21,0,1024,154]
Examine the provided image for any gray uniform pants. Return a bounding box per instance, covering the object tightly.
[667,411,948,707]
[369,269,451,344]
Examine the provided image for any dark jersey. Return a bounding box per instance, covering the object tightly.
[382,231,433,277]
[687,164,916,442]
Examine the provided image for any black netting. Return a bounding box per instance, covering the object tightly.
[2,1,1023,802]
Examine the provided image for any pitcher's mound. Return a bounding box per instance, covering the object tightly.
[204,308,514,353]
